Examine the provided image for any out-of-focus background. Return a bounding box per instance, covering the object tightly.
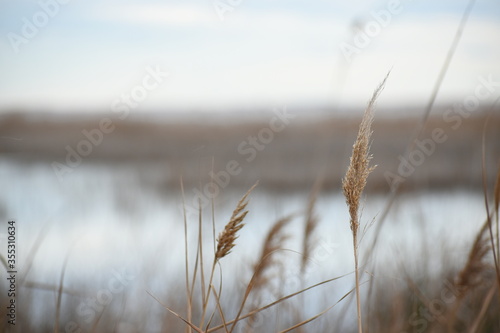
[1,0,500,332]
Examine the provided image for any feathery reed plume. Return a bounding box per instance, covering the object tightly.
[448,219,493,333]
[342,92,380,235]
[244,215,293,332]
[215,183,257,261]
[455,221,491,295]
[342,72,389,333]
[252,215,293,292]
[301,180,321,274]
[230,215,293,333]
[201,183,257,329]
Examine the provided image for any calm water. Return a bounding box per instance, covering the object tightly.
[0,159,488,331]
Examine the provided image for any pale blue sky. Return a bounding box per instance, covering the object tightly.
[0,0,499,114]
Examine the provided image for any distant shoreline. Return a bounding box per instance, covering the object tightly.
[1,108,499,193]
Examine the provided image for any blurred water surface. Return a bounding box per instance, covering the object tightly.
[1,159,487,282]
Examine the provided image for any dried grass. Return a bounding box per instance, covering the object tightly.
[455,222,492,295]
[202,183,258,329]
[244,215,294,332]
[215,183,257,261]
[301,180,321,274]
[252,215,293,293]
[342,72,389,333]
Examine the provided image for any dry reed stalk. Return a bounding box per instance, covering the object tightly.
[19,220,51,288]
[297,181,321,333]
[190,204,203,327]
[455,221,491,295]
[197,196,207,312]
[0,254,7,271]
[342,72,389,333]
[278,282,367,333]
[252,215,293,291]
[180,177,193,333]
[447,161,500,332]
[493,164,500,279]
[210,285,230,333]
[468,283,498,333]
[481,124,500,291]
[208,273,352,333]
[447,217,494,333]
[148,291,204,333]
[242,215,293,332]
[495,163,500,216]
[54,253,70,333]
[201,183,257,329]
[301,180,321,274]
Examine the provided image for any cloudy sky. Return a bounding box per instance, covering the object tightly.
[0,0,499,114]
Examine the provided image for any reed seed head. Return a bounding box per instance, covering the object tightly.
[342,73,388,234]
[455,222,492,294]
[252,215,292,291]
[215,183,257,261]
